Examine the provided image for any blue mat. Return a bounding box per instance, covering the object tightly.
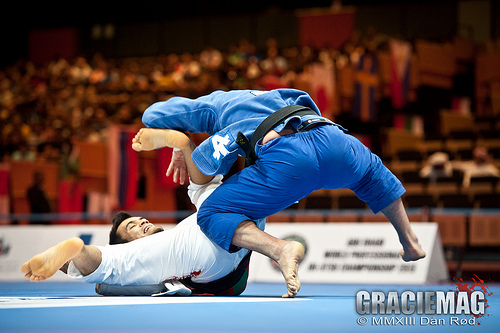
[1,281,499,332]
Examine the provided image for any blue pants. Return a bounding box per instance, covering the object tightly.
[197,124,405,252]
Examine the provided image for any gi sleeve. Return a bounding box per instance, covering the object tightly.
[142,95,218,134]
[142,93,242,176]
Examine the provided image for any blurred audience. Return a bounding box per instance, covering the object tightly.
[419,152,453,182]
[1,32,499,224]
[453,146,500,187]
[420,148,500,188]
[2,37,371,163]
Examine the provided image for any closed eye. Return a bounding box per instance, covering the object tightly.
[126,221,136,231]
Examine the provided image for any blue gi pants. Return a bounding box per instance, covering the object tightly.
[197,124,405,252]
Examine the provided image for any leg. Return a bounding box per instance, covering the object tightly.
[21,237,84,282]
[133,128,213,185]
[197,134,319,297]
[381,197,426,261]
[324,128,424,261]
[232,220,304,298]
[21,238,102,282]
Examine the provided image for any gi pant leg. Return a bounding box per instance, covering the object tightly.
[197,125,405,252]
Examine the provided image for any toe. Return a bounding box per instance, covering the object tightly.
[20,261,31,274]
[132,142,142,152]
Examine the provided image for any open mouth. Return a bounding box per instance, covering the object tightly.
[144,225,152,234]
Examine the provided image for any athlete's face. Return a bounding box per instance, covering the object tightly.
[117,216,164,242]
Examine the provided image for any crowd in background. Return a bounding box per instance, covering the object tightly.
[2,30,499,190]
[0,30,387,165]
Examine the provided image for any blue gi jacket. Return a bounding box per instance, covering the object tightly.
[143,89,405,252]
[142,89,326,176]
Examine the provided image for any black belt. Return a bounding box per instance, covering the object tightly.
[180,252,252,296]
[236,105,319,167]
[95,253,252,296]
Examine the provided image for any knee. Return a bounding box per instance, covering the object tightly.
[196,204,212,230]
[197,201,228,234]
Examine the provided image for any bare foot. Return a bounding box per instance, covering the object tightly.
[132,128,191,152]
[21,237,84,282]
[397,229,426,262]
[276,241,304,298]
[400,243,426,262]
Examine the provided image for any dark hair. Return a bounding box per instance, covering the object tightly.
[109,211,132,245]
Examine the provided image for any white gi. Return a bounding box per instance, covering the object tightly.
[68,175,264,286]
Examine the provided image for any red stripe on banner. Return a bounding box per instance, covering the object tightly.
[125,131,138,209]
[107,125,120,210]
[158,149,178,188]
[0,165,9,224]
[0,166,9,196]
[389,38,411,109]
[58,180,83,224]
[390,62,404,109]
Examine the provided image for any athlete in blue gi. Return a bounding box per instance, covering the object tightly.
[132,89,426,297]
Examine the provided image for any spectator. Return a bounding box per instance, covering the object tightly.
[453,146,500,187]
[27,171,52,224]
[70,56,92,84]
[11,141,36,161]
[199,46,223,71]
[419,152,453,183]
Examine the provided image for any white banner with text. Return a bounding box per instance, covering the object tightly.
[0,222,447,284]
[248,223,448,284]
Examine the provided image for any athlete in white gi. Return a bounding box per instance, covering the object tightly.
[20,130,272,296]
[70,175,262,288]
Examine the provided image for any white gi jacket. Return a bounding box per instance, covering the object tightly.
[68,175,264,287]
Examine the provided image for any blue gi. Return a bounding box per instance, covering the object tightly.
[143,89,405,252]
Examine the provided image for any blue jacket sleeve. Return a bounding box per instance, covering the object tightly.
[140,89,321,176]
[142,95,218,134]
[141,93,241,176]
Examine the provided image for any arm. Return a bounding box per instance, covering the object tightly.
[168,141,214,186]
[69,245,102,276]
